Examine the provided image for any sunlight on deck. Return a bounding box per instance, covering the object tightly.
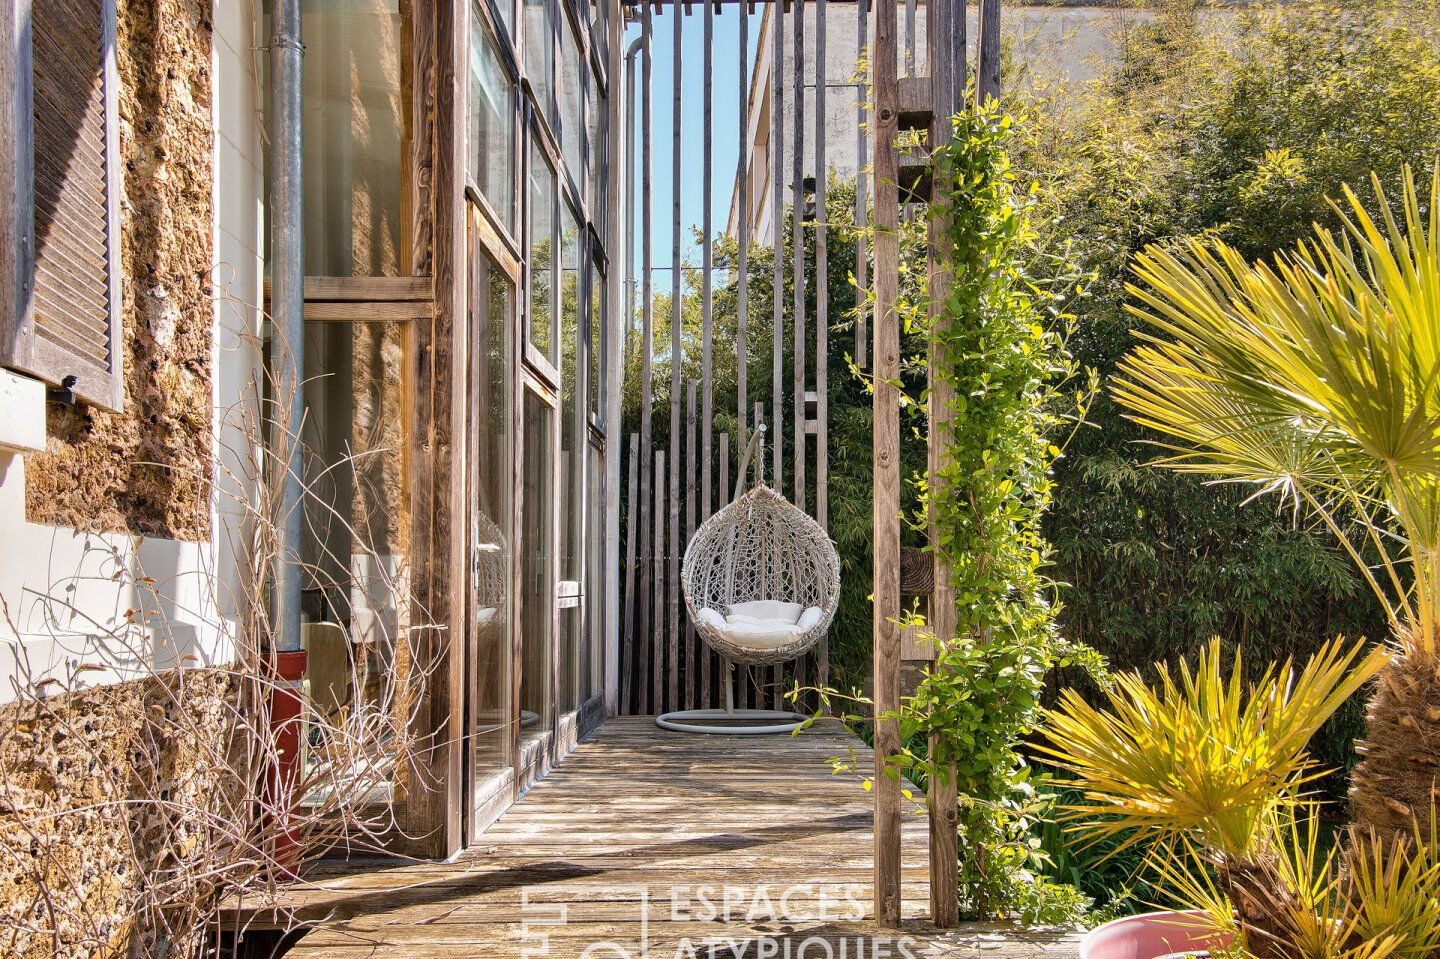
[243,718,1081,957]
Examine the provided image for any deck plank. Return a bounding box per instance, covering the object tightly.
[240,717,1080,957]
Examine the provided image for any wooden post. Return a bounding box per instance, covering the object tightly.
[977,0,1001,107]
[926,0,962,929]
[872,0,903,928]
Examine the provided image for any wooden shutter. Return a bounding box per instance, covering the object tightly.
[0,0,122,411]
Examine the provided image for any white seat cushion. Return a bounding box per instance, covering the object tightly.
[694,604,827,653]
[728,600,805,624]
[710,620,806,650]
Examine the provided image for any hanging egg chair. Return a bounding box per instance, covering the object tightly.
[657,424,841,735]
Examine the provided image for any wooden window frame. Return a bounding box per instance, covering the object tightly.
[0,0,124,411]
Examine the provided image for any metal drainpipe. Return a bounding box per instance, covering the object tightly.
[624,33,642,359]
[267,0,307,873]
[270,0,305,656]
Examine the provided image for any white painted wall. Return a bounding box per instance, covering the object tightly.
[0,0,265,702]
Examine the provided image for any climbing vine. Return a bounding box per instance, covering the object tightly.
[894,104,1103,922]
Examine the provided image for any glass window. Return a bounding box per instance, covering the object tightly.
[520,386,555,746]
[522,0,554,124]
[469,5,516,234]
[589,259,605,423]
[493,0,514,36]
[558,18,583,185]
[584,438,604,704]
[468,222,514,786]
[558,203,584,712]
[300,0,406,276]
[587,71,604,227]
[527,134,557,365]
[297,318,412,807]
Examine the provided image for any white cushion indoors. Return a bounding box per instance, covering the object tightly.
[728,600,804,623]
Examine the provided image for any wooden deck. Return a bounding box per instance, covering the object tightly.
[247,717,1081,957]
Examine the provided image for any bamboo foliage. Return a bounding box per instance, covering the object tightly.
[1113,166,1440,652]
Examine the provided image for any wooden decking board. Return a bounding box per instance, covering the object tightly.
[239,717,1079,957]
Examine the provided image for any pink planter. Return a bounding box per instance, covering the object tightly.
[1080,910,1233,959]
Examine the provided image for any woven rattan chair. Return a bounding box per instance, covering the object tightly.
[658,425,840,734]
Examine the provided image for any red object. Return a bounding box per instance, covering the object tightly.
[268,649,307,877]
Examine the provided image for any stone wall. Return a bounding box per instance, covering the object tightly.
[24,0,216,541]
[0,670,240,958]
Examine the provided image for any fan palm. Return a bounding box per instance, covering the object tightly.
[1112,163,1440,844]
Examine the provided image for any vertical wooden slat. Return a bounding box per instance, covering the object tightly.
[790,0,807,519]
[904,0,917,75]
[736,0,750,447]
[668,3,684,717]
[706,430,730,710]
[977,0,1001,106]
[872,0,903,927]
[814,0,830,696]
[653,448,666,714]
[748,399,765,708]
[685,379,699,710]
[622,432,640,713]
[638,8,655,717]
[604,0,627,720]
[788,0,809,704]
[855,0,869,370]
[701,0,715,534]
[926,0,961,928]
[770,0,784,488]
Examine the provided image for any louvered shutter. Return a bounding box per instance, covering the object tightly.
[0,0,122,411]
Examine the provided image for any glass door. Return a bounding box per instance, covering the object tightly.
[465,207,518,835]
[518,377,559,768]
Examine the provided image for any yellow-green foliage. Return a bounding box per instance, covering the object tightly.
[1038,638,1387,861]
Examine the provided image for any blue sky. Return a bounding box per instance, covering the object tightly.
[625,7,764,277]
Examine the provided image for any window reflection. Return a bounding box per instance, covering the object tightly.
[300,0,405,276]
[469,6,516,233]
[528,135,557,364]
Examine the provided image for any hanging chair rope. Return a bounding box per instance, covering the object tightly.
[681,425,841,667]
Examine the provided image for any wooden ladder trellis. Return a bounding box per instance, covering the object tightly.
[616,0,1000,929]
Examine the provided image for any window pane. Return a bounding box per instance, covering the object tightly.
[522,0,554,123]
[585,439,604,703]
[301,0,405,276]
[558,18,583,185]
[589,261,604,422]
[558,204,584,712]
[587,69,604,229]
[528,135,556,363]
[468,222,514,786]
[298,319,412,807]
[469,6,516,233]
[520,387,554,746]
